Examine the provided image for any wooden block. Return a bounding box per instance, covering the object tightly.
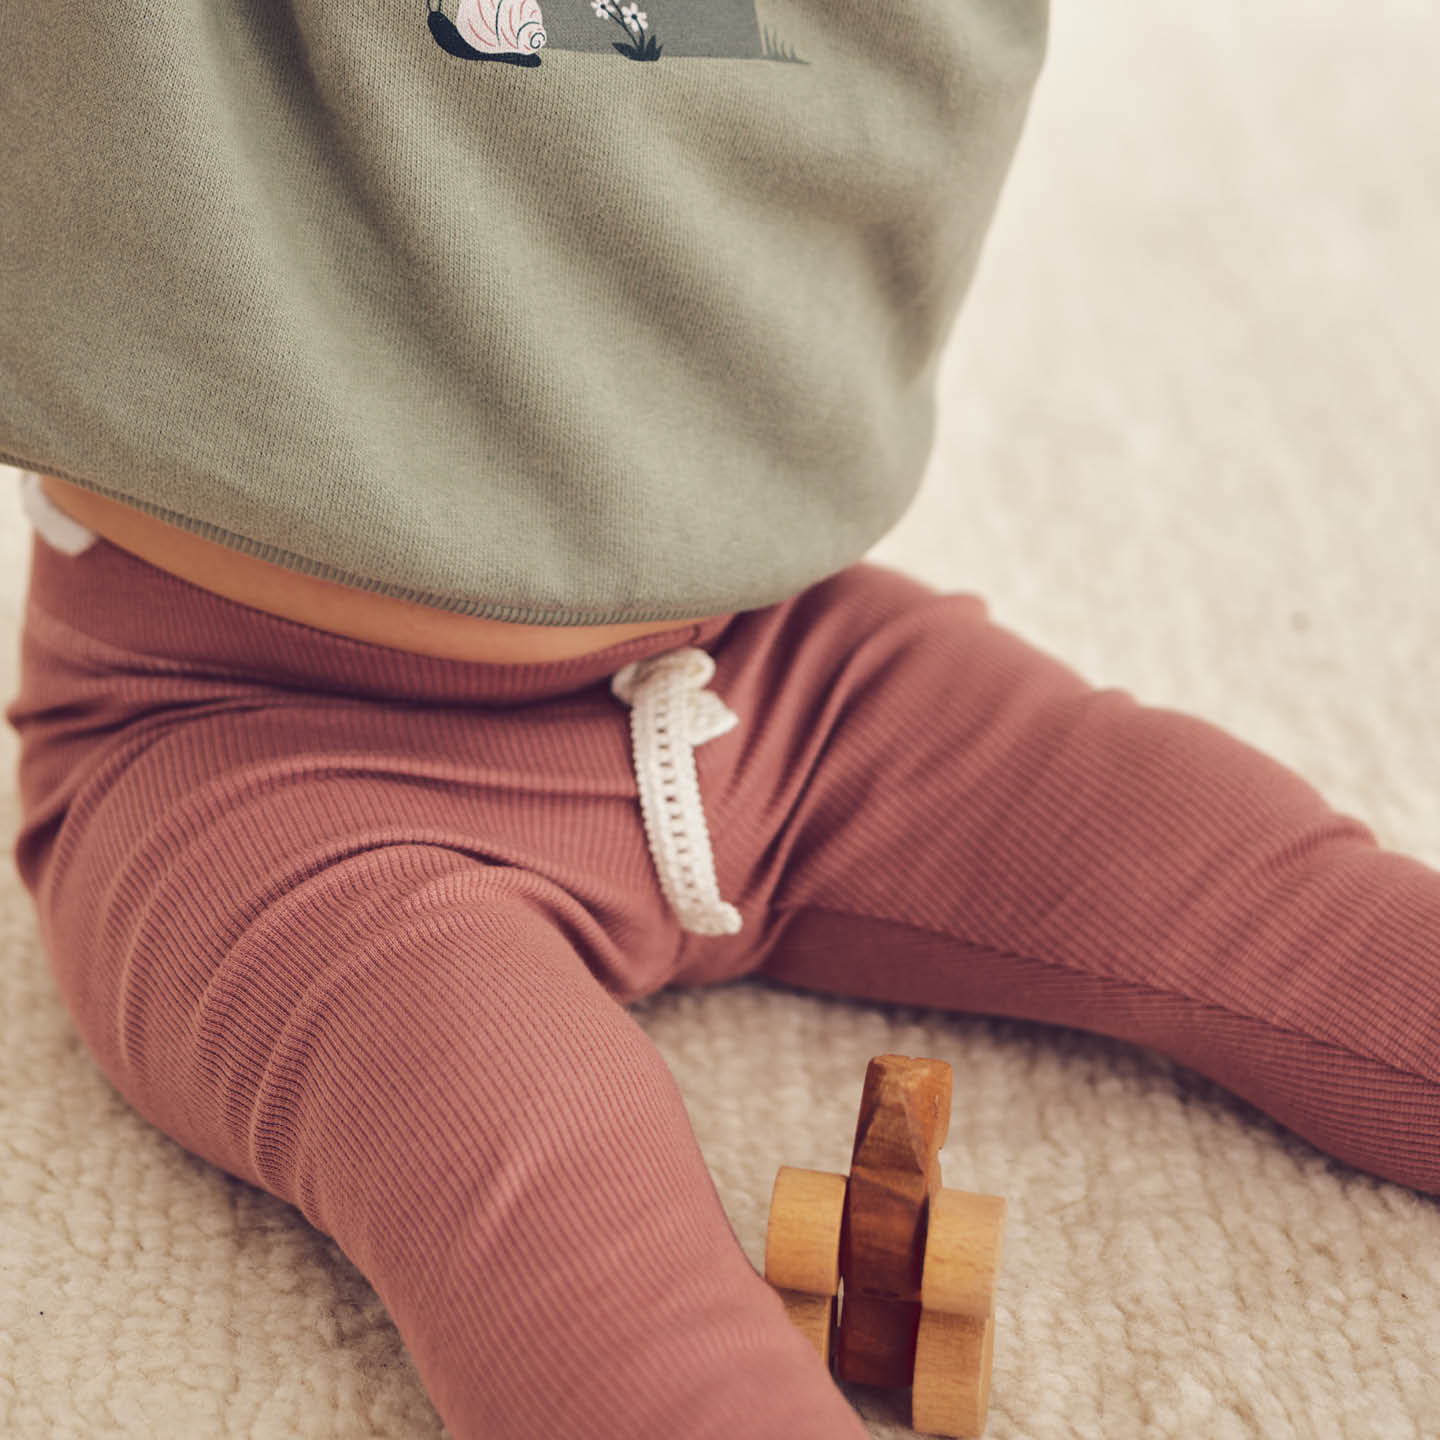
[920,1189,1006,1321]
[771,1286,840,1372]
[836,1056,953,1386]
[912,1310,994,1439]
[834,1286,921,1388]
[764,1053,1009,1435]
[842,1160,935,1296]
[849,1055,953,1181]
[764,1166,848,1296]
[911,1188,1007,1438]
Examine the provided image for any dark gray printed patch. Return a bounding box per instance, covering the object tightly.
[425,0,806,66]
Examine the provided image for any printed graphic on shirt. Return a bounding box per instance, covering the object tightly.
[425,0,805,66]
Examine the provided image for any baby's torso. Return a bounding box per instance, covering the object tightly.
[38,474,717,664]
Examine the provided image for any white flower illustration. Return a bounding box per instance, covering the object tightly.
[591,0,662,59]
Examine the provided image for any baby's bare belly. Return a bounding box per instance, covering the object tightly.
[39,473,718,663]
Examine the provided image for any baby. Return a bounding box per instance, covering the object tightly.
[3,3,1436,1438]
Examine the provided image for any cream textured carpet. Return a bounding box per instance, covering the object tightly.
[3,3,1438,1436]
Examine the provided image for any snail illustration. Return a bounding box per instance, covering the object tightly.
[427,0,547,65]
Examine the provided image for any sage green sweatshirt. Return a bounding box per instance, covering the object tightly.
[0,1,1047,624]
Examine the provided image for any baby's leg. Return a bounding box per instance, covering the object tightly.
[748,566,1440,1195]
[15,709,865,1439]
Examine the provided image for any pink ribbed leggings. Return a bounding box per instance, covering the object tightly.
[7,534,1439,1439]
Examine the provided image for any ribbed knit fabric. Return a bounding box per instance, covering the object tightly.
[7,533,1440,1436]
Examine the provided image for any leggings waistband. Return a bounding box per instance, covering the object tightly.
[19,479,741,708]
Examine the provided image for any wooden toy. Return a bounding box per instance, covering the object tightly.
[764,1055,1006,1438]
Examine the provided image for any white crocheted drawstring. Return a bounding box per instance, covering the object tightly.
[610,646,743,937]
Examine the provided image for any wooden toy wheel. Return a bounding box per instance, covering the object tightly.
[764,1166,848,1370]
[911,1188,1006,1439]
